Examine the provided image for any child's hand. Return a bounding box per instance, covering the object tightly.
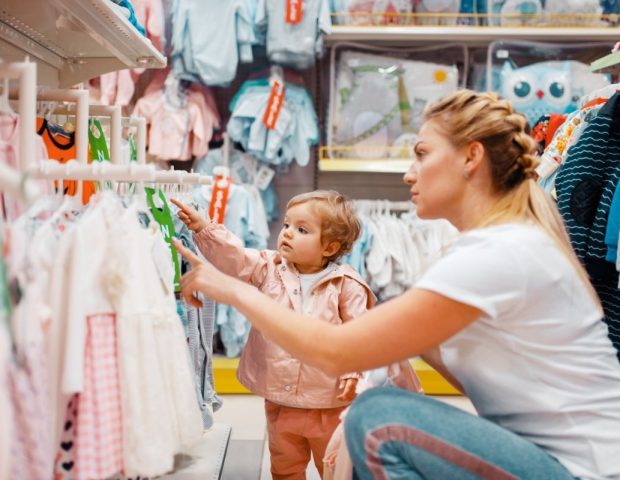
[337,378,358,402]
[170,198,209,234]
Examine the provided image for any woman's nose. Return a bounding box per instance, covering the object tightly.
[403,162,418,185]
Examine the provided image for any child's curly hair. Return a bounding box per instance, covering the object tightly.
[287,190,361,263]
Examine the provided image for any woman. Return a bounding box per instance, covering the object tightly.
[174,90,620,479]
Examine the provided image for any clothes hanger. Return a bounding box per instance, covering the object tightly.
[0,77,15,116]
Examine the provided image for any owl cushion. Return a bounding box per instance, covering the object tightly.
[499,60,610,125]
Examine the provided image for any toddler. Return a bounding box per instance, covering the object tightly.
[172,190,374,479]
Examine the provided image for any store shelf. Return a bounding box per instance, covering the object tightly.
[326,25,620,45]
[160,423,231,480]
[319,146,414,173]
[213,357,460,395]
[0,0,166,88]
[319,158,411,173]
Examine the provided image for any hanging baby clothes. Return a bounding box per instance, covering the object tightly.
[347,204,456,302]
[36,118,96,204]
[605,180,620,264]
[91,0,164,106]
[72,314,123,480]
[172,214,221,429]
[7,295,54,480]
[133,84,216,161]
[0,112,49,220]
[537,102,605,196]
[170,0,257,86]
[227,79,319,168]
[103,198,202,477]
[96,70,138,107]
[194,146,279,222]
[133,0,166,51]
[555,91,620,359]
[255,0,332,70]
[0,315,10,478]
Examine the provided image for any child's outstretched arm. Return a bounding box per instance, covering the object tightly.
[171,198,270,286]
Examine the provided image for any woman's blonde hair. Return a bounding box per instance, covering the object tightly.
[423,89,601,308]
[287,190,361,263]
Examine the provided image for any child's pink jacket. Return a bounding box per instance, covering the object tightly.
[194,223,376,409]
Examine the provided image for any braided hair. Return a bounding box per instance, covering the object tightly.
[421,89,601,308]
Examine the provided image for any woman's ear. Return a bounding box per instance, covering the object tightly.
[323,241,341,259]
[463,141,485,176]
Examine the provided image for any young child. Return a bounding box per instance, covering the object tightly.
[171,190,375,479]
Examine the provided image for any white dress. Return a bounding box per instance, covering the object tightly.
[103,200,202,478]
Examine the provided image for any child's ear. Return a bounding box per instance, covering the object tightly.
[323,241,341,258]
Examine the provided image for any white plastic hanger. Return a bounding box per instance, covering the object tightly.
[0,77,15,115]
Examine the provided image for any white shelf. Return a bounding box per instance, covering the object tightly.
[326,25,620,45]
[0,0,166,88]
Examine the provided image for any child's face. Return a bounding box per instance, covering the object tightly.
[278,202,330,274]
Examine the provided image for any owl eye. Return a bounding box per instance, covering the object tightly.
[513,81,531,98]
[549,82,565,98]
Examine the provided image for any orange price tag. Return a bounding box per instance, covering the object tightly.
[262,80,285,130]
[209,175,232,224]
[285,0,303,24]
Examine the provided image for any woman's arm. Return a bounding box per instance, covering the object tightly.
[176,240,482,376]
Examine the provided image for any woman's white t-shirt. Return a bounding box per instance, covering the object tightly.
[416,224,620,480]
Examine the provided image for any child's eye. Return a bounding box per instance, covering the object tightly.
[283,223,289,229]
[298,227,308,234]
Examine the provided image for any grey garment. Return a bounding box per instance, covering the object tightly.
[172,213,221,427]
[183,294,221,429]
[199,296,221,412]
[172,213,197,275]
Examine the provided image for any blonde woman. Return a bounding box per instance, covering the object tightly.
[174,90,620,479]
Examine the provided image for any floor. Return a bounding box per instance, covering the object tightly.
[214,394,476,480]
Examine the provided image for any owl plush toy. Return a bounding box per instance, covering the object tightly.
[500,61,573,125]
[500,60,611,125]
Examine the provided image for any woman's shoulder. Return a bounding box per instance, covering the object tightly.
[455,223,551,252]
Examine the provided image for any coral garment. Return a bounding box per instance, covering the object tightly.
[36,118,95,204]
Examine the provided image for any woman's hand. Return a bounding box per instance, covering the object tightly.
[170,198,209,234]
[173,238,238,306]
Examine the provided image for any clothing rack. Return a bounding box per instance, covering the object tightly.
[6,63,212,186]
[0,61,40,204]
[50,103,122,163]
[30,160,212,185]
[122,116,147,165]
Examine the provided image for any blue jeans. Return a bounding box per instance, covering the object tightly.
[344,388,576,480]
